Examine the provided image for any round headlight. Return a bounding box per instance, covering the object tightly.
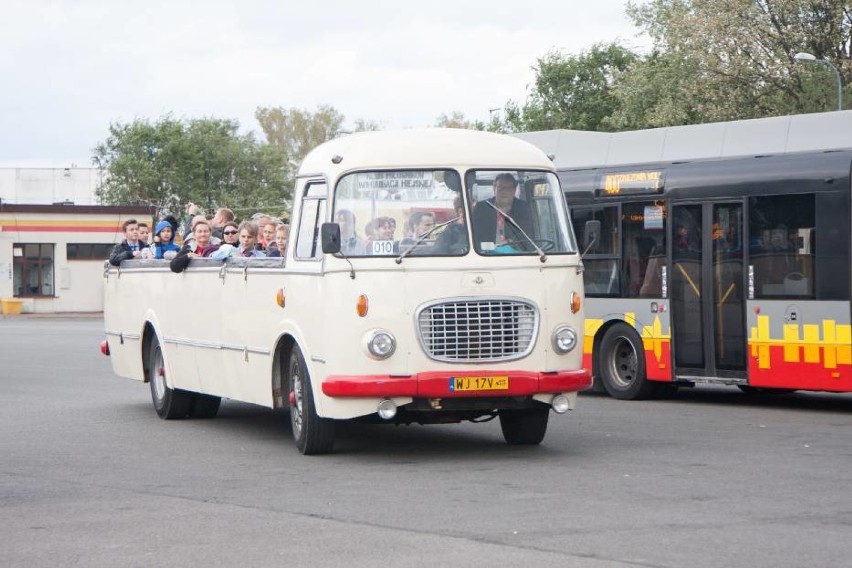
[366,330,396,359]
[552,325,577,354]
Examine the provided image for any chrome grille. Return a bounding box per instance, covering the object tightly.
[416,297,538,362]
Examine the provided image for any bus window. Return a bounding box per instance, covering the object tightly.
[749,194,815,298]
[622,202,666,298]
[572,206,620,296]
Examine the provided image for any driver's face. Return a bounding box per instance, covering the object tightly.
[494,180,516,208]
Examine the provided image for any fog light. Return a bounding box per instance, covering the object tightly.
[366,329,396,359]
[552,325,577,353]
[377,399,397,420]
[552,394,571,414]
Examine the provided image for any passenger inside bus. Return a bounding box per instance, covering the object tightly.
[471,173,533,251]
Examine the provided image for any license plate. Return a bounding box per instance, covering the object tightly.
[449,376,509,392]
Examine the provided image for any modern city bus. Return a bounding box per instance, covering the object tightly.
[518,111,852,399]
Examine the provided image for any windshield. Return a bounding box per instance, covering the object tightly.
[331,169,576,258]
[467,170,577,255]
[333,170,468,257]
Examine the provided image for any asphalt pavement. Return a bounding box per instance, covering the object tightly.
[1,317,851,568]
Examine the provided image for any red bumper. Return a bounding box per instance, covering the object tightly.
[322,369,592,398]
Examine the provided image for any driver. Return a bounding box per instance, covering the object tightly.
[471,173,534,249]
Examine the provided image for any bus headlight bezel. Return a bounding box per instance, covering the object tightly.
[365,329,396,360]
[551,325,578,354]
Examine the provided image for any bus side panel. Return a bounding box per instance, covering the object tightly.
[747,300,852,391]
[584,298,673,382]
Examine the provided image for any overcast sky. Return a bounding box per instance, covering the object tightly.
[1,0,648,167]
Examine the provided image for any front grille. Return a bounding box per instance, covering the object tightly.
[416,297,538,362]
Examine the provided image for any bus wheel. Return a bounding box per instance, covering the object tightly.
[288,345,335,455]
[189,394,221,418]
[499,408,549,445]
[148,334,193,419]
[598,324,656,400]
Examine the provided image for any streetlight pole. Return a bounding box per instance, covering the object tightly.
[794,52,843,111]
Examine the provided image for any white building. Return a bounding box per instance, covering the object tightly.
[0,166,101,205]
[0,167,153,313]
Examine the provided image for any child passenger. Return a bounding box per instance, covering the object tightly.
[151,220,182,259]
[266,224,289,258]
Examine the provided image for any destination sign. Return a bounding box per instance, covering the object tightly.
[597,170,664,196]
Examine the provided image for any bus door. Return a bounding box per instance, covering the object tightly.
[670,202,747,379]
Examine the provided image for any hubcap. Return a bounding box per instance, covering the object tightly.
[608,336,638,389]
[290,361,304,435]
[151,346,166,402]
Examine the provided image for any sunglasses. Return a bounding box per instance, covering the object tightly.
[223,230,238,235]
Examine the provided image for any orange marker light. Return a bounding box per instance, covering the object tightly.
[276,288,285,308]
[357,294,369,317]
[570,291,581,314]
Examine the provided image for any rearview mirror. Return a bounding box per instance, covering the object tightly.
[321,223,341,254]
[583,220,600,256]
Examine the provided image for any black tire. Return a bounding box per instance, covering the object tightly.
[189,394,222,418]
[499,408,549,445]
[148,335,193,419]
[288,345,335,455]
[598,323,659,400]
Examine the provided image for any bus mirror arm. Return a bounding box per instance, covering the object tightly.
[322,222,355,279]
[581,235,597,258]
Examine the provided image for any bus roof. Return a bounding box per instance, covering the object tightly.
[298,128,554,178]
[514,110,852,170]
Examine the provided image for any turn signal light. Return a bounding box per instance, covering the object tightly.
[276,288,285,308]
[357,294,369,317]
[570,291,581,314]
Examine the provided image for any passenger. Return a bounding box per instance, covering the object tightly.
[368,216,398,254]
[183,215,222,250]
[109,218,149,266]
[169,220,221,273]
[434,196,469,254]
[400,212,436,247]
[471,173,533,248]
[266,224,289,258]
[220,221,240,248]
[210,207,235,239]
[236,221,266,257]
[163,215,181,244]
[336,209,367,255]
[137,222,150,245]
[261,221,277,252]
[252,213,273,249]
[150,219,182,259]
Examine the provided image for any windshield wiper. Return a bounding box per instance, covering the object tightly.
[395,216,460,264]
[483,201,547,263]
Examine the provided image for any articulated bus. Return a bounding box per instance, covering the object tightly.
[518,111,852,399]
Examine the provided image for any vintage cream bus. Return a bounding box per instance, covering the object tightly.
[102,128,591,454]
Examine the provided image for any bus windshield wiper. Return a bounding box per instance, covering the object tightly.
[484,201,547,263]
[395,216,460,264]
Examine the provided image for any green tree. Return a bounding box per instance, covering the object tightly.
[255,105,345,169]
[92,116,289,217]
[502,43,638,132]
[619,0,851,126]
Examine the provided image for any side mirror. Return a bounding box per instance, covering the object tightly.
[583,219,600,256]
[321,223,341,254]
